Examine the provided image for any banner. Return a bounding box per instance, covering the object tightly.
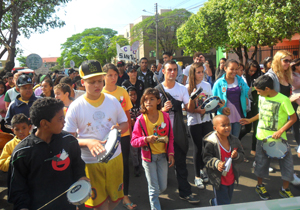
[116,44,138,62]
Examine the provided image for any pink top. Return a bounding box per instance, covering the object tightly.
[0,94,6,118]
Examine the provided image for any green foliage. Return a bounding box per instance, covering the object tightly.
[177,0,300,62]
[50,64,64,72]
[17,55,27,67]
[131,9,191,54]
[59,28,128,67]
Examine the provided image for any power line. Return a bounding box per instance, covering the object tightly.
[187,4,204,11]
[185,0,207,10]
[173,0,192,9]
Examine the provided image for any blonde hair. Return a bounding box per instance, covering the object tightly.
[271,50,293,84]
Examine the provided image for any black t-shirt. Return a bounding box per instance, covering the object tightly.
[117,72,129,86]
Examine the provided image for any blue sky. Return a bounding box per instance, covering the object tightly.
[16,0,206,61]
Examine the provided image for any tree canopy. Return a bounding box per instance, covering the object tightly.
[58,28,129,67]
[16,55,27,67]
[131,9,191,54]
[0,0,71,73]
[177,0,300,63]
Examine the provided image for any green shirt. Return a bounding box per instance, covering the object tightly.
[256,93,294,141]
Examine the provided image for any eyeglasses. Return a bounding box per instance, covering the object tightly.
[281,58,292,64]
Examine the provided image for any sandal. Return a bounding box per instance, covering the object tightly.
[123,202,137,210]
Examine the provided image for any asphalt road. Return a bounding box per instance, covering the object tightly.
[1,130,300,210]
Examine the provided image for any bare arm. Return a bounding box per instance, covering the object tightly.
[272,113,297,139]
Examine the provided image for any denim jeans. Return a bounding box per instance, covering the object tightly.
[231,122,241,138]
[142,153,168,210]
[212,183,234,206]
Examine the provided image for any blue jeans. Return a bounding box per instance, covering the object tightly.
[231,122,241,138]
[142,153,168,210]
[212,184,234,206]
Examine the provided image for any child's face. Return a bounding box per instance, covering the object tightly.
[225,62,238,80]
[129,90,137,103]
[105,69,118,86]
[12,122,31,140]
[41,81,52,95]
[48,109,65,134]
[83,75,104,99]
[8,77,13,84]
[248,66,257,76]
[18,84,33,100]
[54,89,68,102]
[195,67,204,82]
[214,117,231,137]
[237,65,244,77]
[144,94,160,112]
[255,87,269,97]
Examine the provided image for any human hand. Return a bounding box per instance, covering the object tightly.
[87,139,107,157]
[231,150,238,159]
[196,106,206,115]
[218,100,225,108]
[222,107,230,116]
[157,63,162,72]
[79,176,90,182]
[290,94,300,102]
[239,118,251,125]
[164,100,173,111]
[146,135,158,144]
[168,155,175,167]
[272,130,283,139]
[217,161,225,172]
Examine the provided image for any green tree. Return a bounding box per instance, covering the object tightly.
[131,9,191,54]
[17,55,27,67]
[50,64,64,72]
[177,0,300,63]
[0,0,71,73]
[59,28,128,67]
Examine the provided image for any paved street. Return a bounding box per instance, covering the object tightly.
[1,130,300,210]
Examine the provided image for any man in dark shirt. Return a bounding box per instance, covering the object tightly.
[117,61,129,86]
[122,65,144,103]
[137,57,156,89]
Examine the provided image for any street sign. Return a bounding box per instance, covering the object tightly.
[70,60,75,68]
[26,54,43,70]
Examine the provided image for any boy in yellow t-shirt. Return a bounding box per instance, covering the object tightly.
[240,75,297,200]
[0,113,31,172]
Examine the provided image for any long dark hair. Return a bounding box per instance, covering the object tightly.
[206,59,215,82]
[245,59,261,87]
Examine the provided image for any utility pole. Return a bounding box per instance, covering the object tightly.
[155,3,159,65]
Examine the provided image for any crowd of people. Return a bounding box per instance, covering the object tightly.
[0,50,300,210]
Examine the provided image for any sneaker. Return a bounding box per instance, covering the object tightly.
[255,184,271,200]
[290,173,300,185]
[279,188,294,198]
[179,194,200,204]
[209,198,214,206]
[200,170,209,183]
[194,178,205,189]
[269,167,274,173]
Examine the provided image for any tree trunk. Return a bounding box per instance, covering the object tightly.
[3,7,18,74]
[233,46,243,63]
[243,46,249,63]
[250,45,258,60]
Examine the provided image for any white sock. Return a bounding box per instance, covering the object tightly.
[282,186,285,191]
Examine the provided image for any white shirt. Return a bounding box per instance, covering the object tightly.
[162,82,189,126]
[63,93,127,163]
[185,81,212,126]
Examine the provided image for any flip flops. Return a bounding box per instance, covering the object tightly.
[123,202,137,210]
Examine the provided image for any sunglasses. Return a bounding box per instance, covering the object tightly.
[281,58,292,64]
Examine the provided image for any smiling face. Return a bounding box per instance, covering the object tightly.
[225,62,239,80]
[281,55,292,71]
[41,81,52,96]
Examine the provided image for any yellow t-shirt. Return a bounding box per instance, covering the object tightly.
[143,111,167,154]
[0,136,21,172]
[102,86,132,137]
